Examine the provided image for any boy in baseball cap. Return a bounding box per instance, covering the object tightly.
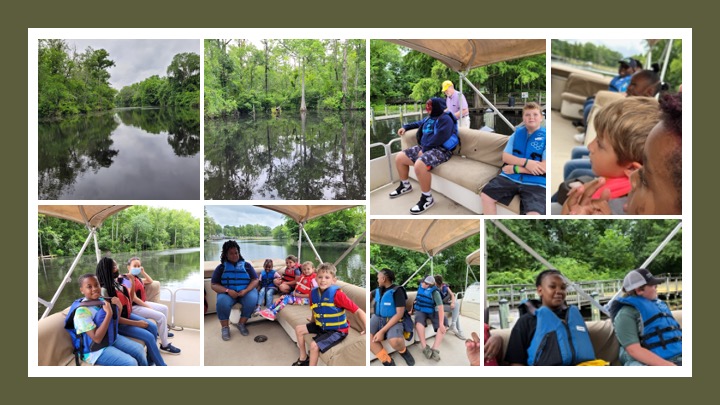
[610,269,682,366]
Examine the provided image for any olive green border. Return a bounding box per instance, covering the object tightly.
[14,0,705,400]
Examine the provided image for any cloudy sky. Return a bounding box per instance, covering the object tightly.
[564,39,647,58]
[65,39,200,89]
[205,206,285,228]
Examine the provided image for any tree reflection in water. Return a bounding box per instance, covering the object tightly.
[204,110,365,200]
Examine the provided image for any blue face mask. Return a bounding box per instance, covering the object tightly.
[130,268,142,276]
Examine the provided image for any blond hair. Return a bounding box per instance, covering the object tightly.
[316,262,337,277]
[301,261,315,271]
[593,97,661,165]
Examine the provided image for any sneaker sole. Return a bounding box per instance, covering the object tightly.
[410,201,434,215]
[389,189,412,198]
[160,349,182,355]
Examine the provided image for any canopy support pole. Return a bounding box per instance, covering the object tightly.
[401,256,433,287]
[461,73,516,132]
[40,227,96,319]
[302,225,323,264]
[334,226,366,267]
[297,222,304,260]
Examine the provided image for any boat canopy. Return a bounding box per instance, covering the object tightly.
[465,249,481,266]
[256,205,356,224]
[38,205,130,228]
[387,39,546,72]
[370,219,478,257]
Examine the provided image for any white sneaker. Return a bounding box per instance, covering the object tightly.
[574,133,585,144]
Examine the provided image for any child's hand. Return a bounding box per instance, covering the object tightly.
[561,177,611,215]
[102,299,113,315]
[372,331,385,343]
[397,128,406,136]
[466,331,481,366]
[524,160,545,176]
[110,297,122,307]
[137,320,149,329]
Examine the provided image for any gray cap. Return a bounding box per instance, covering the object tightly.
[423,276,436,285]
[623,269,662,291]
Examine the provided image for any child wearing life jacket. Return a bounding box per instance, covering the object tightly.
[505,269,597,366]
[121,257,181,355]
[610,268,682,366]
[254,259,281,315]
[259,261,317,321]
[276,255,301,294]
[96,257,167,366]
[64,273,148,366]
[293,262,366,366]
[412,276,448,362]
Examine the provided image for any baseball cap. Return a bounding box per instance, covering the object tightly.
[441,80,453,92]
[622,269,662,291]
[619,57,640,69]
[423,275,436,285]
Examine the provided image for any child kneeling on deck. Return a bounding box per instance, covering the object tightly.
[259,261,317,321]
[292,263,366,366]
[65,274,148,366]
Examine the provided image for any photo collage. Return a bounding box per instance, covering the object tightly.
[31,30,688,376]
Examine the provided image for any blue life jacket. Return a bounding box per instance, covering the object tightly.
[439,284,452,304]
[260,270,278,289]
[527,305,596,366]
[375,286,401,318]
[417,112,460,151]
[64,298,118,365]
[220,260,251,291]
[501,126,546,187]
[615,296,682,360]
[311,285,348,330]
[414,285,438,314]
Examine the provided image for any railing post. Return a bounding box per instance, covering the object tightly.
[499,298,510,329]
[591,292,600,321]
[385,105,388,115]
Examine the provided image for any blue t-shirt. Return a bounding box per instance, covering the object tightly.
[609,75,632,92]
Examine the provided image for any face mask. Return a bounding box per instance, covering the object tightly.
[130,268,142,276]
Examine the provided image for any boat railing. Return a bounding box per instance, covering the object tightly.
[160,287,202,329]
[369,138,402,189]
[487,276,682,309]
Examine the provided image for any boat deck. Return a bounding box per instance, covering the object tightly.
[163,326,201,366]
[370,179,475,216]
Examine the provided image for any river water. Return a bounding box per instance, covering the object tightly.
[38,248,201,319]
[204,111,365,200]
[38,107,200,200]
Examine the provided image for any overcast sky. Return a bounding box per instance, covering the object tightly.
[564,39,646,58]
[205,206,285,228]
[65,39,199,89]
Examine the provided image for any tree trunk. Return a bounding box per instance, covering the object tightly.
[300,59,307,112]
[263,40,269,94]
[342,40,348,110]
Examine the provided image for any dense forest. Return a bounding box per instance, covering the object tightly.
[370,40,546,106]
[38,39,200,118]
[38,206,200,257]
[205,207,365,243]
[370,234,480,292]
[486,220,682,285]
[204,39,366,118]
[551,39,682,90]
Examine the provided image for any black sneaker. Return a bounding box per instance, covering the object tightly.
[399,350,415,366]
[410,194,434,214]
[382,358,396,366]
[159,343,181,355]
[389,182,412,198]
[292,357,310,366]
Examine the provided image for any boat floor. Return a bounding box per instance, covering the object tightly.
[370,313,482,367]
[550,109,584,193]
[370,179,475,215]
[204,315,327,366]
[162,326,201,366]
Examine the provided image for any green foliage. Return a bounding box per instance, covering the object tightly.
[115,53,200,108]
[370,41,546,105]
[204,39,365,118]
[37,206,200,256]
[486,220,682,285]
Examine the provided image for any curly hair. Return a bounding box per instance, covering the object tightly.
[535,269,563,287]
[220,240,243,263]
[660,92,682,211]
[96,257,119,297]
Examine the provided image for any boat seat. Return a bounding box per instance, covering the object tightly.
[37,281,161,366]
[488,310,682,366]
[560,73,612,120]
[401,127,521,214]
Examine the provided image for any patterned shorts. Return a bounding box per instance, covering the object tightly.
[402,145,453,170]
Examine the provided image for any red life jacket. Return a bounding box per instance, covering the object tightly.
[484,323,499,366]
[294,273,317,295]
[133,276,147,302]
[281,265,299,283]
[113,282,133,318]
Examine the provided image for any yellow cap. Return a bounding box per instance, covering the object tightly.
[441,80,453,92]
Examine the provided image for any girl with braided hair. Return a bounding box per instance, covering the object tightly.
[96,257,167,366]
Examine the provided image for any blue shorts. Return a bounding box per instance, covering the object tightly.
[414,311,449,332]
[482,175,546,214]
[402,145,452,170]
[306,322,348,353]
